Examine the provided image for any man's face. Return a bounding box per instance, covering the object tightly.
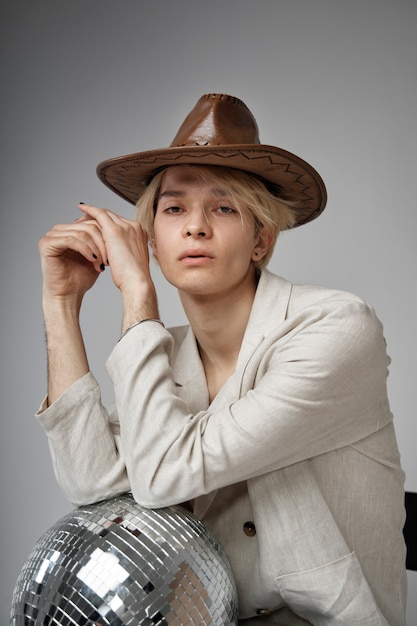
[151,165,264,300]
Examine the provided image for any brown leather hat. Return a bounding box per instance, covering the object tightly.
[97,93,327,227]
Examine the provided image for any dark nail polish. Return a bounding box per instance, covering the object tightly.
[79,201,85,205]
[100,263,105,271]
[92,253,98,259]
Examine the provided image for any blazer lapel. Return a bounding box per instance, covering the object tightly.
[236,270,293,396]
[237,270,293,364]
[171,327,210,413]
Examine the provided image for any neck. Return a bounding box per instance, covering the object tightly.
[179,273,258,398]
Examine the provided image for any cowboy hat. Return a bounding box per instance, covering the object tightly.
[96,93,327,227]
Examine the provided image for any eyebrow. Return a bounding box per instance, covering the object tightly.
[157,190,185,200]
[157,188,231,201]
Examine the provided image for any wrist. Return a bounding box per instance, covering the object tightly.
[42,288,83,313]
[42,294,83,331]
[121,285,159,334]
[119,318,165,342]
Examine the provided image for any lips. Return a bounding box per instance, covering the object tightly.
[178,249,214,266]
[179,249,213,261]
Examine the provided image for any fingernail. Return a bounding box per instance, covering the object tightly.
[79,201,85,205]
[92,253,98,259]
[100,263,105,271]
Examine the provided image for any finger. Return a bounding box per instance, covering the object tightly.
[40,234,97,272]
[77,202,147,251]
[77,203,121,224]
[46,225,108,271]
[74,213,92,224]
[77,203,136,232]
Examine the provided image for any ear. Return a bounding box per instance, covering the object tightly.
[252,225,275,262]
[149,235,159,263]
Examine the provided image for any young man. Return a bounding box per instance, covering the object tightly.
[37,93,407,624]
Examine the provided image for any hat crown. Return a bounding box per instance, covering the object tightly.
[170,93,261,148]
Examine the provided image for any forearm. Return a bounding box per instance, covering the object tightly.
[43,295,89,404]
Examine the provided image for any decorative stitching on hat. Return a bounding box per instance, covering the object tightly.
[201,93,250,111]
[102,151,318,216]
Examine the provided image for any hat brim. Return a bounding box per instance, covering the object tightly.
[96,144,327,227]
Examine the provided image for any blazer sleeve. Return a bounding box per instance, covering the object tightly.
[106,298,393,508]
[36,372,131,504]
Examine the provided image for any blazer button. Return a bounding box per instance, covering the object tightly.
[256,608,272,616]
[243,521,256,537]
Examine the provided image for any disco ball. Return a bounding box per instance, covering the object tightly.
[10,493,238,625]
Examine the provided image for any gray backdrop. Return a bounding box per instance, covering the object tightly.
[2,1,416,622]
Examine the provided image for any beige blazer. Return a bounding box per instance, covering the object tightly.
[38,270,407,625]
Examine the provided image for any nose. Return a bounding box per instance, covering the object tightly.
[183,207,212,238]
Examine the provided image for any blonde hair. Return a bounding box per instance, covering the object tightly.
[135,164,297,270]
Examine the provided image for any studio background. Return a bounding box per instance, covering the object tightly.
[1,1,416,622]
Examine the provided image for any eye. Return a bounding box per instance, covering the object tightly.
[216,205,237,215]
[164,205,183,214]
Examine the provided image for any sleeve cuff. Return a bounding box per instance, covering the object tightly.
[35,372,99,423]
